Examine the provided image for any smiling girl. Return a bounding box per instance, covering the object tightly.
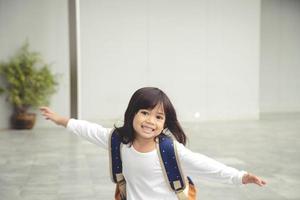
[40,87,266,200]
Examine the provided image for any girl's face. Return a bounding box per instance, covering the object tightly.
[132,103,166,142]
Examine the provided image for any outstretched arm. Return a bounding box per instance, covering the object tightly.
[176,142,267,187]
[40,107,70,127]
[40,107,110,149]
[242,173,266,186]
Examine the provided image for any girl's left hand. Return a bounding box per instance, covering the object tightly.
[242,173,267,186]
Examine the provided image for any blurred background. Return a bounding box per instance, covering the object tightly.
[1,0,299,127]
[0,0,299,200]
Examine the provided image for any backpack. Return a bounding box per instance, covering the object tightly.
[109,129,197,200]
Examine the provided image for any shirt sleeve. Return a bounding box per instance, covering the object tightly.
[66,118,112,150]
[175,141,247,185]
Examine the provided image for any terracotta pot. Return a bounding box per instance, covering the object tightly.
[11,112,36,129]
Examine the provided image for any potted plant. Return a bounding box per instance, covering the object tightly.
[0,42,58,129]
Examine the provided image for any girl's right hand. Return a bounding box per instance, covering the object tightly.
[40,106,70,127]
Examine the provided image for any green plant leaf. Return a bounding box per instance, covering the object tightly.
[0,41,59,113]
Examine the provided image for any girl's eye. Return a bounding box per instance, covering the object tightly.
[141,111,149,115]
[156,116,164,120]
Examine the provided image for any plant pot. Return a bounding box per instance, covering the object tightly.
[11,112,36,129]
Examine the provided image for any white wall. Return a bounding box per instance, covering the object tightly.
[80,0,261,122]
[4,0,299,128]
[260,0,300,113]
[0,0,70,128]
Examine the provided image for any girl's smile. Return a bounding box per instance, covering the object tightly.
[141,124,155,133]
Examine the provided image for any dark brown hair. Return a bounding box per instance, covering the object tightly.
[114,87,187,145]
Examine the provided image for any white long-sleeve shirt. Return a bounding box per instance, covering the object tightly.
[67,119,246,200]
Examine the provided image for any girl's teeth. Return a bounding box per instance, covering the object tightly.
[142,126,153,132]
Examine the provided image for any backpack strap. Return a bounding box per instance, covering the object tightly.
[109,129,125,183]
[156,134,186,193]
[109,129,127,200]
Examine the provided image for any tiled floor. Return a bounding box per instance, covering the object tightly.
[0,113,300,200]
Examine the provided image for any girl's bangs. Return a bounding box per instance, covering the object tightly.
[137,93,164,111]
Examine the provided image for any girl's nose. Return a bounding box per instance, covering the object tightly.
[146,115,155,124]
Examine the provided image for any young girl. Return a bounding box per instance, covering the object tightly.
[40,87,266,200]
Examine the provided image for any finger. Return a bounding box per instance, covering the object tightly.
[39,106,48,111]
[40,108,54,115]
[40,108,48,114]
[256,179,266,187]
[40,107,52,113]
[43,114,49,119]
[42,113,52,119]
[256,181,263,186]
[43,115,49,120]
